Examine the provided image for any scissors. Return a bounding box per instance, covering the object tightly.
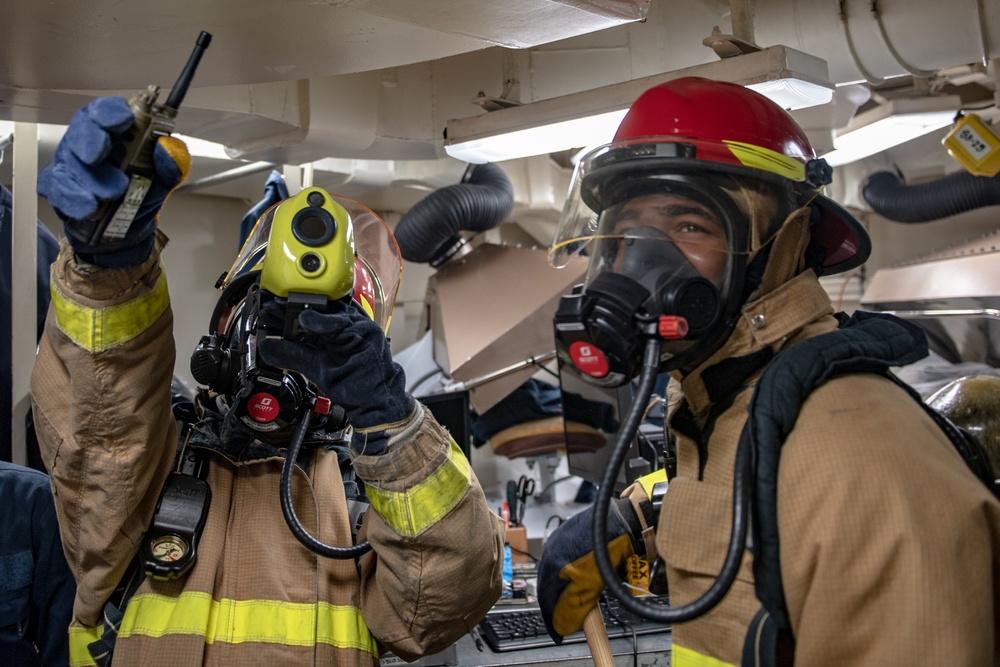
[506,475,536,526]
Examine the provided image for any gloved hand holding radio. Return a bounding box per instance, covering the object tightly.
[37,96,190,268]
[536,497,644,643]
[257,298,416,456]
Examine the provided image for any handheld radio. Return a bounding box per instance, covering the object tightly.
[67,31,212,248]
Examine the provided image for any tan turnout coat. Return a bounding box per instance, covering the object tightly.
[652,269,1000,666]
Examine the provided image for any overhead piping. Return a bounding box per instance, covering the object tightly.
[177,161,278,193]
[839,0,885,85]
[871,0,936,78]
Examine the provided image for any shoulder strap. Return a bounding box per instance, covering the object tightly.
[740,311,929,637]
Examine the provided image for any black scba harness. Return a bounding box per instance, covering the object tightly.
[740,311,1000,666]
[86,390,366,666]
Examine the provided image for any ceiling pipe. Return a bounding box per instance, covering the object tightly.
[177,161,278,193]
[754,0,1000,85]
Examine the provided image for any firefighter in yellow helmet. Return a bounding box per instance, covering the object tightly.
[538,77,1000,666]
[30,95,504,666]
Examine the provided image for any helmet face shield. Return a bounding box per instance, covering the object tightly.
[339,194,403,333]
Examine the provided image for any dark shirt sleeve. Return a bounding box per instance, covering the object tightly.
[0,463,75,666]
[30,482,74,666]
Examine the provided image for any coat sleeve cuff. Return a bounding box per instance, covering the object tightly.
[351,405,475,538]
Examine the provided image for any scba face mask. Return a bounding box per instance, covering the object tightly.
[553,172,752,385]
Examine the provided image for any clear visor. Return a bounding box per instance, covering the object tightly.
[549,140,785,274]
[220,193,402,333]
[556,167,755,291]
[589,192,732,289]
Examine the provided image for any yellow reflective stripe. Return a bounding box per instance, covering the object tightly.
[51,271,169,353]
[673,644,736,667]
[723,140,806,182]
[636,468,668,499]
[68,625,102,666]
[366,439,470,537]
[118,591,377,655]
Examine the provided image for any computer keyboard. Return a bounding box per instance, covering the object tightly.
[478,596,672,652]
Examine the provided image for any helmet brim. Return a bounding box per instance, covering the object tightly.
[810,194,871,276]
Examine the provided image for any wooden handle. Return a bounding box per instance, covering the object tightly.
[583,606,615,667]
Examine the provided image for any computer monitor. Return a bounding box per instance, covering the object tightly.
[558,367,646,494]
[419,390,473,459]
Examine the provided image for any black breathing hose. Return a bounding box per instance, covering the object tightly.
[591,333,751,623]
[280,407,373,559]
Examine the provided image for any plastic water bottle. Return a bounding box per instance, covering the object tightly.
[501,543,513,598]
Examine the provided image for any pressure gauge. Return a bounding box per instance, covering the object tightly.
[142,472,211,580]
[149,534,189,563]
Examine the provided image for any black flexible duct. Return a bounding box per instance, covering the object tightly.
[861,169,1000,223]
[393,163,515,264]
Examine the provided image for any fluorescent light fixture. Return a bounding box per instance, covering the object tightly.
[0,121,241,163]
[822,95,961,167]
[173,133,235,160]
[749,77,834,111]
[444,45,835,164]
[447,109,629,164]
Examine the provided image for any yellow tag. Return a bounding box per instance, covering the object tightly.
[943,113,1000,177]
[625,554,650,593]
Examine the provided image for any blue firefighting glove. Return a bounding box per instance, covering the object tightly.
[257,298,416,456]
[37,96,190,268]
[537,497,643,643]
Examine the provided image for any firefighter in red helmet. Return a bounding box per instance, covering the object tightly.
[539,77,1000,666]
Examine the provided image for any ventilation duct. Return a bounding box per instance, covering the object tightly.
[862,169,1000,223]
[393,163,514,265]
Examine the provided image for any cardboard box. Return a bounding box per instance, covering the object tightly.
[506,525,531,564]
